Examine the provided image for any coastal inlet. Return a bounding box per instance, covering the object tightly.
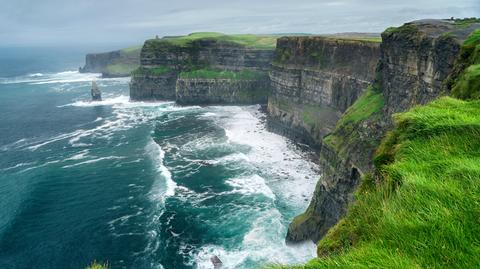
[0,71,319,269]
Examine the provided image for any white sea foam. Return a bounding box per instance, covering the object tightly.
[200,112,217,117]
[0,70,133,85]
[18,160,61,173]
[224,175,276,200]
[64,150,90,161]
[146,139,177,201]
[215,105,319,209]
[61,156,124,168]
[191,105,320,267]
[58,95,131,107]
[0,70,101,85]
[1,161,37,171]
[194,208,316,269]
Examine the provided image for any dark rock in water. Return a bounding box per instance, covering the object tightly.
[91,81,102,101]
[211,255,222,269]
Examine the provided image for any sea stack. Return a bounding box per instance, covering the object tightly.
[210,255,222,269]
[91,80,102,101]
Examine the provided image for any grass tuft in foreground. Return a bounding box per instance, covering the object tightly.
[85,261,109,269]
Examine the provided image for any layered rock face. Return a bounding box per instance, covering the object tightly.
[80,48,140,77]
[129,71,177,100]
[268,36,380,148]
[176,77,270,105]
[286,19,479,244]
[129,37,274,103]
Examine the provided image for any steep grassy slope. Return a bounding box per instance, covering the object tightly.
[271,24,480,269]
[270,97,480,269]
[450,29,480,99]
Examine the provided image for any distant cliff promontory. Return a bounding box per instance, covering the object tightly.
[129,32,276,104]
[79,46,141,77]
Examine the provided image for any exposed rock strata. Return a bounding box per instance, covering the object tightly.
[286,19,480,244]
[176,77,270,105]
[130,37,275,103]
[267,36,380,148]
[129,71,177,100]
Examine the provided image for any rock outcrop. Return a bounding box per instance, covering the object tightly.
[80,47,141,77]
[286,19,480,244]
[267,36,380,148]
[129,34,275,103]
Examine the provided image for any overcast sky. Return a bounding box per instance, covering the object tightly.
[1,0,479,47]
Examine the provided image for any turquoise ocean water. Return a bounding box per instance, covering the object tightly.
[0,48,318,269]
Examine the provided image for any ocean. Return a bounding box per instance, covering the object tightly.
[0,47,318,269]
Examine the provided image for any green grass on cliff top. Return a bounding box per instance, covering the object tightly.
[178,68,264,80]
[323,36,382,43]
[105,63,138,76]
[155,32,277,49]
[269,97,480,269]
[132,66,172,76]
[120,45,142,54]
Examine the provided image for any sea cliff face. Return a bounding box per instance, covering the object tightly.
[267,36,380,148]
[176,77,270,105]
[129,34,275,103]
[286,19,479,244]
[80,47,141,77]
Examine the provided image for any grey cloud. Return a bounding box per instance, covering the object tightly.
[0,0,478,46]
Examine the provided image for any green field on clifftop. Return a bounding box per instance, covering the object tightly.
[154,32,278,49]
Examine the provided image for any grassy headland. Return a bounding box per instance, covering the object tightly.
[157,32,278,49]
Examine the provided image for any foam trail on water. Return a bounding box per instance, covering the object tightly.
[58,95,131,107]
[0,70,101,85]
[147,138,177,201]
[61,156,125,169]
[223,175,276,200]
[192,105,320,268]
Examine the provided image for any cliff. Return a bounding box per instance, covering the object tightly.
[176,75,270,105]
[80,46,141,77]
[129,33,276,103]
[267,36,380,148]
[286,19,480,245]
